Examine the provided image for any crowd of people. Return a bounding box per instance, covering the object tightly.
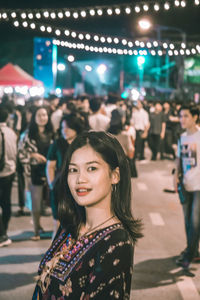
[0,92,200,297]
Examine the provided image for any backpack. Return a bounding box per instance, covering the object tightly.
[0,128,5,171]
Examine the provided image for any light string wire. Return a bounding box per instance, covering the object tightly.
[0,0,199,21]
[8,18,200,56]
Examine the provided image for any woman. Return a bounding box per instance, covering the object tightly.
[18,106,53,240]
[46,113,87,239]
[108,109,137,177]
[33,131,143,299]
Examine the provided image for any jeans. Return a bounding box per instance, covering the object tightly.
[0,173,15,236]
[182,190,200,261]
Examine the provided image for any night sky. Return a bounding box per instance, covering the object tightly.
[0,0,200,74]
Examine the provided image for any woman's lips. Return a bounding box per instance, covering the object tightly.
[76,188,92,196]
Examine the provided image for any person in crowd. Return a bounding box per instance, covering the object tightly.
[148,102,166,161]
[104,93,118,118]
[17,105,36,216]
[48,94,60,115]
[32,131,143,299]
[18,106,54,240]
[51,97,67,135]
[46,113,87,239]
[108,109,136,177]
[174,105,200,269]
[0,106,17,247]
[130,100,149,160]
[75,95,90,113]
[88,97,110,131]
[161,102,180,160]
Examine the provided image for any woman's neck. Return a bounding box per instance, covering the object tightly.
[38,126,45,133]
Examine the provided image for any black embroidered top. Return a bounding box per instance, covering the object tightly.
[32,223,134,300]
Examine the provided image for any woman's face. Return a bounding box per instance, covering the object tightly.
[61,120,77,143]
[35,108,48,127]
[67,145,119,209]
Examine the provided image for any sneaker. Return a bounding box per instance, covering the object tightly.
[0,235,12,247]
[30,235,40,241]
[176,257,190,269]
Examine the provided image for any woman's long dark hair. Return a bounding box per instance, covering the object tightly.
[58,131,143,244]
[28,106,53,140]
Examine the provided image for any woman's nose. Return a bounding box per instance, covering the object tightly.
[76,170,88,183]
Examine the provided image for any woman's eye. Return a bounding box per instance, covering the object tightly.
[88,166,97,172]
[68,168,77,173]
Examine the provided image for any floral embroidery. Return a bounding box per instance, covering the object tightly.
[79,275,87,287]
[113,259,120,266]
[108,245,116,253]
[89,272,96,283]
[110,290,120,299]
[89,258,95,267]
[59,278,72,296]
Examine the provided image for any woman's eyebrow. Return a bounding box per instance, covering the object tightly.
[69,161,100,166]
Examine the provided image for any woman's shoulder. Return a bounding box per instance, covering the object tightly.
[92,224,133,252]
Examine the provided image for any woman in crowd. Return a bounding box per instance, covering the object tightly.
[18,106,54,240]
[46,113,87,239]
[108,109,137,177]
[33,131,143,299]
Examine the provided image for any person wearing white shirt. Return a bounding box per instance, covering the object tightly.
[131,100,149,160]
[51,97,67,134]
[88,97,110,131]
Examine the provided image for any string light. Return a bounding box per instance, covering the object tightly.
[50,12,56,19]
[97,9,103,15]
[65,11,71,17]
[73,12,79,19]
[115,8,121,15]
[89,9,95,16]
[194,0,200,5]
[5,18,199,57]
[135,6,141,13]
[11,12,17,18]
[181,1,186,7]
[154,4,160,11]
[164,2,170,10]
[125,7,131,14]
[107,8,113,15]
[80,10,86,17]
[143,4,149,11]
[174,0,180,6]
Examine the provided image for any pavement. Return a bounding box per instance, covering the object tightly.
[0,149,200,300]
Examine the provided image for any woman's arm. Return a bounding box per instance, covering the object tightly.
[46,160,57,190]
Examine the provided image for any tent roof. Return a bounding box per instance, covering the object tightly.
[0,63,43,87]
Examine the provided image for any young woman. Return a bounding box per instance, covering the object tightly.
[108,109,137,177]
[33,131,143,299]
[46,113,87,239]
[18,106,54,240]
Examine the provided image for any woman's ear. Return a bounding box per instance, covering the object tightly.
[111,167,120,185]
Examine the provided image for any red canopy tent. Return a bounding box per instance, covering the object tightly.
[0,63,43,87]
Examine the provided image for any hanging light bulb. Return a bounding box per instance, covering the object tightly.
[154,4,160,11]
[164,2,170,10]
[97,9,103,15]
[135,6,141,13]
[143,4,149,11]
[125,7,131,14]
[80,11,86,17]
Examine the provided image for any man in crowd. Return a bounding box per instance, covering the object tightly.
[174,104,200,269]
[131,100,149,160]
[0,106,17,247]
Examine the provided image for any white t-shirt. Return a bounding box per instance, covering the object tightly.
[131,108,149,131]
[88,113,110,131]
[177,128,200,191]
